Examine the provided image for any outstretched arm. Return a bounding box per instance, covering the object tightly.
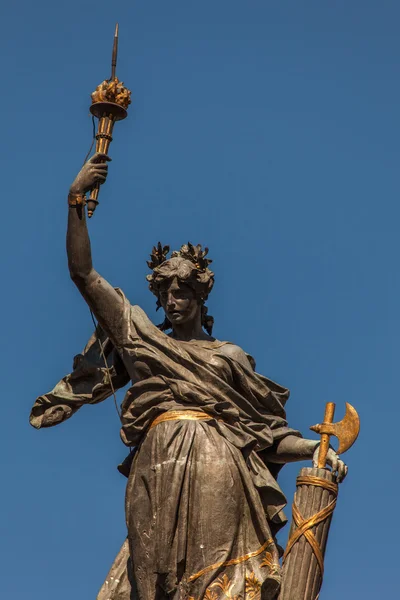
[67,153,125,342]
[222,346,348,482]
[267,435,348,482]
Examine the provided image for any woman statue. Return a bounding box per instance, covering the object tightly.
[30,153,347,600]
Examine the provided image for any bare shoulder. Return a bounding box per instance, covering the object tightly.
[219,343,253,369]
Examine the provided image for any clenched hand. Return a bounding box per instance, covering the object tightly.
[69,153,111,195]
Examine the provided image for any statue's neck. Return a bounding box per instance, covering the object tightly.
[170,317,209,342]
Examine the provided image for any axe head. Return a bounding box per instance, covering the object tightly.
[310,402,360,455]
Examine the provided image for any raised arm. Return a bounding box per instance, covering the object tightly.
[67,153,125,343]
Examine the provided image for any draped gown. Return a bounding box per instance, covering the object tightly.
[30,291,301,600]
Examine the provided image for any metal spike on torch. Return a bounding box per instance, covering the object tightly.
[87,24,131,217]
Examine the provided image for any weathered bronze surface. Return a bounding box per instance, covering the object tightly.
[30,31,357,600]
[279,403,359,600]
[279,468,338,600]
[30,219,350,599]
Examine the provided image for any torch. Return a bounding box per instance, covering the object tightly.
[279,403,360,600]
[87,24,131,217]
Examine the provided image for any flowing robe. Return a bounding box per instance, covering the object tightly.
[30,292,301,600]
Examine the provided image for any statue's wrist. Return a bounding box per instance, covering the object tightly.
[69,184,84,195]
[68,190,87,207]
[303,438,319,458]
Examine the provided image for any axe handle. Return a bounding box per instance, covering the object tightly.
[317,402,335,468]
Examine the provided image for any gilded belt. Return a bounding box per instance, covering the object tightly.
[149,410,213,430]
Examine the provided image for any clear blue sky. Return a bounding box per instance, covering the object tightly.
[0,1,397,598]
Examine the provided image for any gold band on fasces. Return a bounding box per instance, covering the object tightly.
[149,410,213,430]
[188,538,275,583]
[283,475,338,578]
[68,192,87,207]
[296,475,338,495]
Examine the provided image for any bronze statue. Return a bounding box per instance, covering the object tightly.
[30,146,348,600]
[30,26,358,600]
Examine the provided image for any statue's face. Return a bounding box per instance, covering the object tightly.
[159,278,199,326]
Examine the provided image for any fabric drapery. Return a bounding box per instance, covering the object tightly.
[30,290,300,600]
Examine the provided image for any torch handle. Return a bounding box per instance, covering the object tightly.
[317,402,335,468]
[87,113,116,217]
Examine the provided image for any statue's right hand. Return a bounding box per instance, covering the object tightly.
[69,152,111,195]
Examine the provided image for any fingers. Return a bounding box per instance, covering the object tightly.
[89,152,112,164]
[90,163,108,182]
[330,451,338,475]
[91,164,108,173]
[310,446,348,483]
[82,163,108,187]
[314,447,337,473]
[93,169,107,183]
[312,445,320,468]
[336,460,348,483]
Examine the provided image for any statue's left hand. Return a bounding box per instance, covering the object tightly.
[312,446,348,483]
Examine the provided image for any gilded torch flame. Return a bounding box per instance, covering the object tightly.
[87,23,131,218]
[91,78,131,110]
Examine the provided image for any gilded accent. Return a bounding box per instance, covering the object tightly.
[204,589,219,600]
[309,402,360,459]
[187,538,274,583]
[68,193,86,207]
[296,475,338,495]
[283,475,338,577]
[150,410,213,430]
[211,574,233,596]
[91,77,131,109]
[259,550,277,571]
[244,572,262,600]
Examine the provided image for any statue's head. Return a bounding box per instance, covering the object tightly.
[146,243,215,334]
